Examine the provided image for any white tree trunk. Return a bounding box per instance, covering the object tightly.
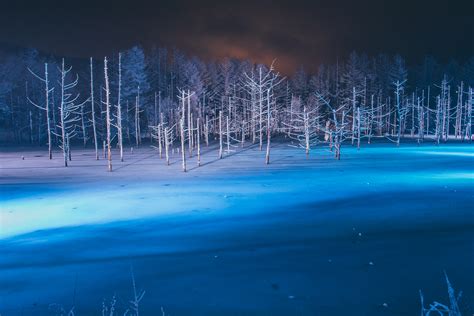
[90,58,99,160]
[265,89,271,164]
[157,124,163,158]
[351,87,356,145]
[197,117,201,166]
[164,126,170,165]
[117,53,124,162]
[226,115,230,153]
[188,90,192,156]
[304,107,309,156]
[205,115,209,147]
[43,64,52,159]
[104,57,112,172]
[219,111,223,159]
[241,120,245,147]
[60,59,67,167]
[357,107,361,150]
[180,118,186,172]
[135,86,141,147]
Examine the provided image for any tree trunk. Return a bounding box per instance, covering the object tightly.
[180,118,186,172]
[90,58,99,160]
[60,60,67,167]
[205,115,209,147]
[135,86,141,147]
[219,111,223,159]
[43,63,52,159]
[197,117,201,166]
[226,115,230,153]
[164,127,170,165]
[265,89,271,164]
[104,57,112,172]
[117,53,124,162]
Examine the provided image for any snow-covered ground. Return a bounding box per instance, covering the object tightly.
[0,141,473,315]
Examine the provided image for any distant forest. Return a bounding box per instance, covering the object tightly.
[0,46,472,166]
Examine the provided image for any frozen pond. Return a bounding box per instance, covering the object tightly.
[0,142,473,315]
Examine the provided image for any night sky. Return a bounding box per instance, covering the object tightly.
[1,0,473,73]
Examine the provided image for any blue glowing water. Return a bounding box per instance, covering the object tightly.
[0,143,473,315]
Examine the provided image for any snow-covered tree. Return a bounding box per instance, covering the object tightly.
[57,59,83,167]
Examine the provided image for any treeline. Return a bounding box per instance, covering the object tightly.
[0,46,472,167]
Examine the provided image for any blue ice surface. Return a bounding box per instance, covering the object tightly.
[0,142,473,315]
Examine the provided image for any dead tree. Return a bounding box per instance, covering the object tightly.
[354,94,387,148]
[27,63,53,159]
[187,89,193,156]
[79,98,88,147]
[176,89,195,171]
[394,80,408,146]
[219,110,223,159]
[90,57,99,160]
[416,96,425,144]
[56,59,83,167]
[315,92,349,160]
[164,126,170,165]
[115,52,124,162]
[454,82,463,139]
[440,77,450,142]
[205,115,209,146]
[243,65,274,151]
[103,57,113,172]
[158,124,163,158]
[150,123,164,158]
[435,95,443,144]
[243,62,283,163]
[265,89,272,164]
[465,87,473,142]
[180,118,186,172]
[284,96,322,156]
[197,117,201,166]
[135,86,143,147]
[350,87,360,146]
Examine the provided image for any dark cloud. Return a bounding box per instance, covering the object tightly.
[0,0,472,74]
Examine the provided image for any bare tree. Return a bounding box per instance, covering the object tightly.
[180,117,186,172]
[315,92,350,160]
[115,53,124,162]
[103,57,113,172]
[284,96,322,156]
[465,87,473,142]
[135,86,143,147]
[177,89,195,171]
[454,82,463,139]
[218,110,223,159]
[393,80,408,146]
[78,96,88,147]
[197,117,201,166]
[57,59,83,167]
[27,63,53,159]
[90,57,99,160]
[243,62,283,163]
[164,126,170,165]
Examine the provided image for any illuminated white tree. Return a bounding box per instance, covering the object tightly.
[284,96,322,156]
[27,63,53,159]
[103,57,113,172]
[89,57,99,160]
[243,62,283,163]
[56,59,84,167]
[315,91,350,159]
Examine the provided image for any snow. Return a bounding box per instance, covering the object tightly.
[0,142,473,315]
